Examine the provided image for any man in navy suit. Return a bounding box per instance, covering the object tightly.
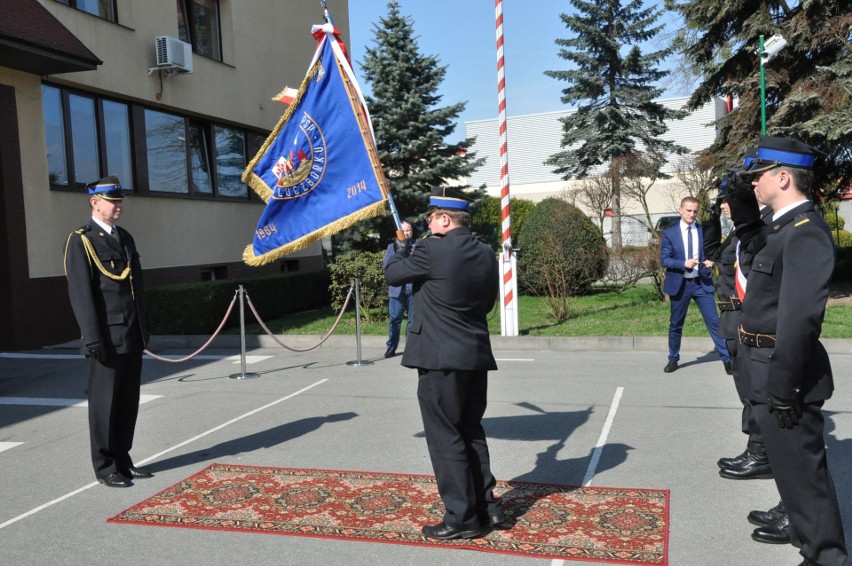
[660,196,730,373]
[382,220,414,358]
[384,186,503,541]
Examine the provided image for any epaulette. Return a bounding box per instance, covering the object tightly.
[794,216,811,228]
[74,225,92,235]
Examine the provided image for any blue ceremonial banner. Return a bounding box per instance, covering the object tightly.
[242,24,389,266]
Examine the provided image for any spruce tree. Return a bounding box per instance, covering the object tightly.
[353,1,482,250]
[545,0,687,248]
[668,0,852,194]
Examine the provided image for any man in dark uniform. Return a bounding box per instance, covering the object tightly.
[384,187,503,540]
[731,137,847,565]
[64,176,153,488]
[704,152,774,482]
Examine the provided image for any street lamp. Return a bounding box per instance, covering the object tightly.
[759,33,787,135]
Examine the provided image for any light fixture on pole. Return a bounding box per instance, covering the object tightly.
[759,33,787,135]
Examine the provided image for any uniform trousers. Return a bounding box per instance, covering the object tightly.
[417,368,500,530]
[753,399,847,565]
[88,353,142,478]
[728,339,762,443]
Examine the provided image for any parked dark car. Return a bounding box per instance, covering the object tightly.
[648,215,680,246]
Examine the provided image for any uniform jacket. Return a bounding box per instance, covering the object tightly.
[660,222,715,296]
[384,227,498,371]
[64,223,149,355]
[739,201,834,402]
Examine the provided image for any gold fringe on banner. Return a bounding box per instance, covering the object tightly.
[242,200,388,266]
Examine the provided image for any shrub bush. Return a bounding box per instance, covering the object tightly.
[517,197,609,297]
[328,250,387,322]
[147,269,331,334]
[470,195,536,250]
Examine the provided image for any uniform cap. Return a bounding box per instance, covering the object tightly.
[86,175,125,200]
[748,136,816,174]
[428,186,473,211]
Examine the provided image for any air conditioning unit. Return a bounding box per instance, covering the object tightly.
[154,36,193,73]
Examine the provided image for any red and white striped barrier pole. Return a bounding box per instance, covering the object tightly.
[495,0,518,336]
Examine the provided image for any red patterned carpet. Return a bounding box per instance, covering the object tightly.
[109,464,668,564]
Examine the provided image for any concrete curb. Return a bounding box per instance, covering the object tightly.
[44,334,852,355]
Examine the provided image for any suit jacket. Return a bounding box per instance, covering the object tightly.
[384,227,498,371]
[739,201,834,402]
[660,222,715,296]
[64,223,149,355]
[383,242,412,298]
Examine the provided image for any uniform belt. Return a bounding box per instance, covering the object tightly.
[717,297,742,311]
[738,326,776,348]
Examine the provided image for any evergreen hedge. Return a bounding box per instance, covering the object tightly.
[146,269,330,334]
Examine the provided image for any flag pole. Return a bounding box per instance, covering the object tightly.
[495,0,519,336]
[321,0,405,239]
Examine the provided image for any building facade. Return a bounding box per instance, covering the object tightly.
[0,0,347,350]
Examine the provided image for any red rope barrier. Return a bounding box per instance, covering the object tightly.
[245,286,354,352]
[143,292,239,363]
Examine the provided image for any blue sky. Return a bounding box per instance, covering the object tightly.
[346,0,691,142]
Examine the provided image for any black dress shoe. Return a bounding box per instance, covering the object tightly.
[719,452,772,479]
[422,521,484,540]
[747,501,786,527]
[663,360,678,373]
[717,447,749,469]
[723,360,733,375]
[488,512,507,528]
[384,348,396,358]
[751,521,790,544]
[122,466,154,479]
[98,473,133,488]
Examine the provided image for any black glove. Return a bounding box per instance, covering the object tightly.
[768,393,803,429]
[727,171,760,226]
[708,198,722,220]
[85,343,107,363]
[393,238,412,258]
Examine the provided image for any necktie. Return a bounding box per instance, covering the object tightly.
[686,225,694,272]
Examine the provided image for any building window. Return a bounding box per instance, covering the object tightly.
[215,125,248,198]
[102,101,133,190]
[42,85,68,186]
[68,93,99,185]
[177,0,222,61]
[56,0,117,22]
[45,83,260,199]
[189,121,214,194]
[144,109,188,194]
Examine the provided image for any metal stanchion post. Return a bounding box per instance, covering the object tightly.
[229,285,260,379]
[347,278,373,367]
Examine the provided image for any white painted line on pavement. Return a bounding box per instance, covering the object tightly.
[548,390,625,564]
[0,353,271,364]
[0,442,24,453]
[582,386,624,487]
[0,379,327,531]
[0,395,163,408]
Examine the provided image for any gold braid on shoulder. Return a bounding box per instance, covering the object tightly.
[76,232,132,281]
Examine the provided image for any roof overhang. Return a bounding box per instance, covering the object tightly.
[0,0,102,76]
